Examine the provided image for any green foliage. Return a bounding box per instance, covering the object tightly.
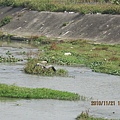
[38,51,85,66]
[0,0,14,6]
[0,16,12,27]
[102,7,120,14]
[24,59,68,76]
[30,35,54,45]
[0,83,80,100]
[76,111,108,120]
[62,22,69,27]
[111,0,120,5]
[0,55,23,63]
[0,50,24,63]
[0,0,120,14]
[34,39,120,76]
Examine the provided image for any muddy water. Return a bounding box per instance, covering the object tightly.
[0,42,120,120]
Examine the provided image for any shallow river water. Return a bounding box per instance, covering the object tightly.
[0,42,120,120]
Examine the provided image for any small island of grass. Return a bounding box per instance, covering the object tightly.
[0,84,80,101]
[24,59,68,77]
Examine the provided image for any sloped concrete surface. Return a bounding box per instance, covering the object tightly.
[0,6,120,43]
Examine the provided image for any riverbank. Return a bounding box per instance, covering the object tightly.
[0,5,120,120]
[0,6,120,44]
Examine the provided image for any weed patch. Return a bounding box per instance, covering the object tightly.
[0,55,23,63]
[0,16,12,27]
[76,111,108,120]
[24,59,68,77]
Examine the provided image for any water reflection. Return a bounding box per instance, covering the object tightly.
[0,97,19,102]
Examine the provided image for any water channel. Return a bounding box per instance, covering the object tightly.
[0,41,120,120]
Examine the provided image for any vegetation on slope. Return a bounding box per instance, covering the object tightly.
[0,16,12,27]
[0,0,120,14]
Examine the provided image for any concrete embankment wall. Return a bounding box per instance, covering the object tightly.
[0,6,120,43]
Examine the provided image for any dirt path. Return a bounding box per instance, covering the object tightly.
[0,6,120,44]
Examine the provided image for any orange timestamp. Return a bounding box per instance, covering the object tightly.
[91,100,120,106]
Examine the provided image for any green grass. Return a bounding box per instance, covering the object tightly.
[24,58,68,76]
[0,0,120,14]
[31,38,120,76]
[0,83,80,100]
[0,55,23,62]
[0,51,23,62]
[76,111,109,120]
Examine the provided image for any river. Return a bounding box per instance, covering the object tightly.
[0,41,120,120]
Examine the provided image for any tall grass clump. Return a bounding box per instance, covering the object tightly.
[0,83,80,100]
[24,58,68,76]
